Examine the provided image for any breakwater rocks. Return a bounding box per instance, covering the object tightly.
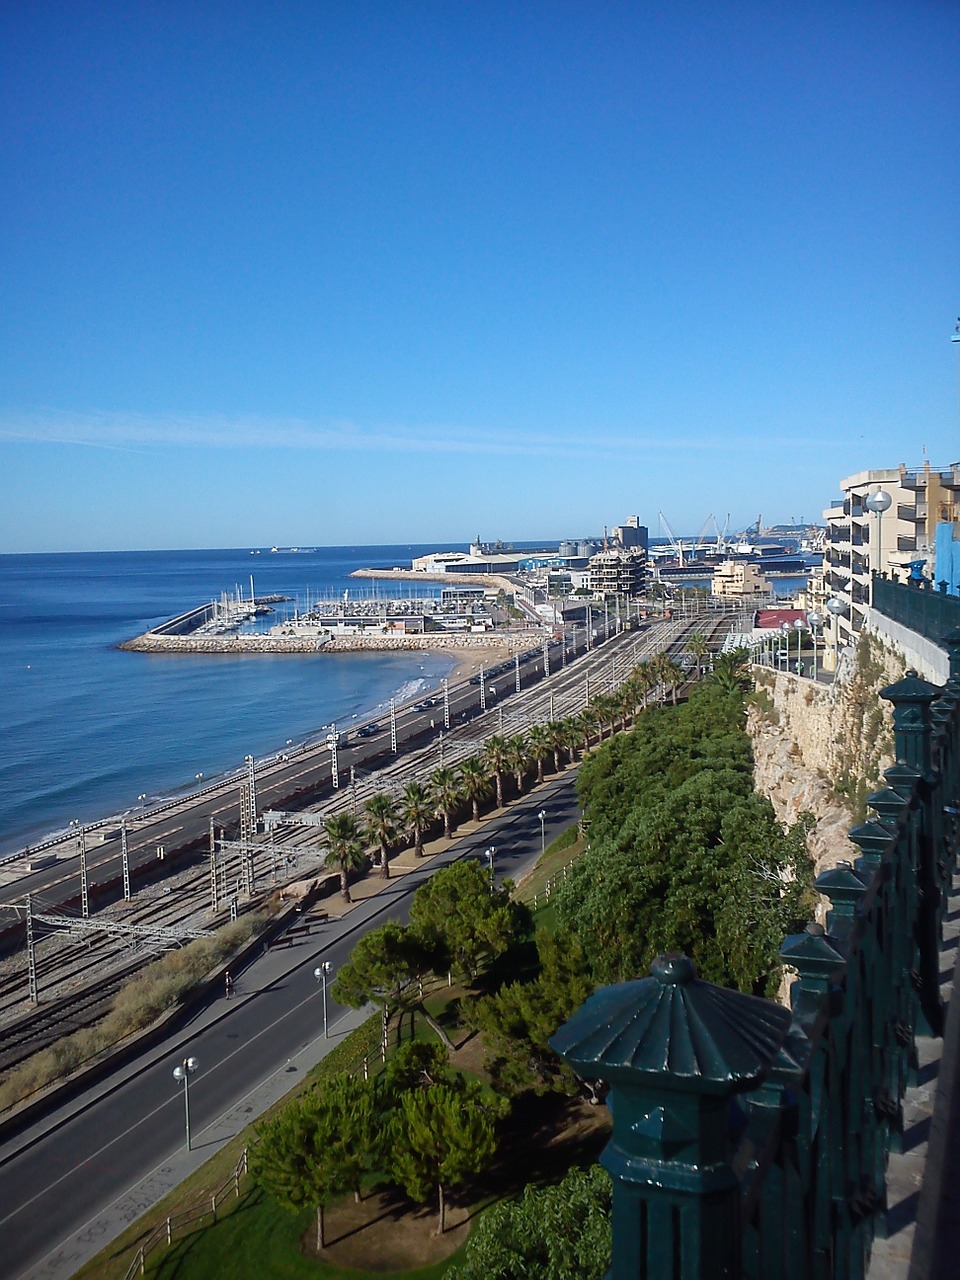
[118,629,540,656]
[350,567,516,592]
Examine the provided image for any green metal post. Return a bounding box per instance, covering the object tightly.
[550,954,790,1280]
[881,672,945,1036]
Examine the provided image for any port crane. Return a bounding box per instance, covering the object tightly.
[658,511,691,566]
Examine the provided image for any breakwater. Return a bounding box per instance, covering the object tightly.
[119,629,538,656]
[350,567,516,591]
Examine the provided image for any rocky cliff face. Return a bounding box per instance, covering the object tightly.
[748,634,905,878]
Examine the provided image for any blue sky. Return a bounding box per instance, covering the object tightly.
[2,2,959,553]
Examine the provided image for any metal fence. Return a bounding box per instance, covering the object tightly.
[124,1148,249,1279]
[551,639,960,1280]
[873,574,960,645]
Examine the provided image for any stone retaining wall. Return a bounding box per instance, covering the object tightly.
[749,633,904,877]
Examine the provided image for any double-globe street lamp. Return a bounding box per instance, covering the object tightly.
[807,611,823,681]
[864,488,892,603]
[484,846,496,893]
[172,1055,199,1150]
[825,596,846,672]
[314,961,335,1038]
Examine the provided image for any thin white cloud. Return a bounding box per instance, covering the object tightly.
[0,408,797,458]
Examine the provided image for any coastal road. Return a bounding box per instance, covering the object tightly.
[0,777,581,1280]
[0,632,592,917]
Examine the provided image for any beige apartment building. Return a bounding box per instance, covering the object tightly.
[711,559,771,600]
[822,462,960,661]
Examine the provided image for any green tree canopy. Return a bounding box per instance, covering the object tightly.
[251,1085,359,1250]
[408,859,532,984]
[388,1079,501,1234]
[558,681,813,993]
[332,921,453,1049]
[446,1164,611,1280]
[470,928,594,1095]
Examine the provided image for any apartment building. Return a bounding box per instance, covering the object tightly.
[822,463,960,660]
[586,546,648,598]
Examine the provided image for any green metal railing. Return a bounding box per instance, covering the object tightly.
[873,574,960,645]
[551,636,960,1280]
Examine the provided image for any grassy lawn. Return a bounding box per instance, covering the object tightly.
[515,829,584,905]
[78,822,595,1280]
[142,1188,469,1280]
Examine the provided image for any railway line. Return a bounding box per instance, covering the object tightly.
[0,610,733,1076]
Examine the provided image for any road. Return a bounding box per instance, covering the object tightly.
[0,776,581,1280]
[0,636,582,915]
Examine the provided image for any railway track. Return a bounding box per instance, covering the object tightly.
[0,611,733,1075]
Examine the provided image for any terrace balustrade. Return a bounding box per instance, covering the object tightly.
[551,636,960,1280]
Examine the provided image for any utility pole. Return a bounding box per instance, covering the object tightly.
[121,817,131,902]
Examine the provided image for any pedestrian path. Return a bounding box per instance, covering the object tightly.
[867,872,960,1280]
[13,785,575,1280]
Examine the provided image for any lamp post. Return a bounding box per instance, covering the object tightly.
[864,488,892,602]
[538,809,547,858]
[138,793,147,815]
[806,611,822,681]
[484,846,496,892]
[826,596,846,673]
[779,620,791,670]
[195,773,203,788]
[314,962,334,1038]
[172,1055,199,1150]
[793,620,807,674]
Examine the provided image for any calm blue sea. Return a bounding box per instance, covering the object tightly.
[0,545,469,855]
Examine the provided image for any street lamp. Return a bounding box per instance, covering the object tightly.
[864,489,892,599]
[172,1055,199,1150]
[484,846,496,892]
[138,793,147,815]
[806,611,822,681]
[779,620,791,670]
[826,596,846,673]
[314,962,335,1038]
[195,773,203,787]
[538,809,547,858]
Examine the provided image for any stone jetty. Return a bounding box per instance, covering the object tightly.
[118,629,539,656]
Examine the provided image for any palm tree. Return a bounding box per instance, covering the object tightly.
[545,720,565,773]
[657,656,684,705]
[400,781,434,857]
[685,631,710,679]
[323,812,365,902]
[593,694,616,739]
[527,723,553,785]
[631,662,656,712]
[505,734,529,797]
[458,756,491,823]
[577,705,600,752]
[428,766,461,839]
[481,734,511,809]
[364,791,399,879]
[559,716,581,765]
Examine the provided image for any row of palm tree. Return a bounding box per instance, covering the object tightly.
[321,644,698,901]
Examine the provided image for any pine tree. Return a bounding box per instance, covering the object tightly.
[388,1081,499,1234]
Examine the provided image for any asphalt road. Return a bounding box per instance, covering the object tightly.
[0,638,577,916]
[0,775,581,1280]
